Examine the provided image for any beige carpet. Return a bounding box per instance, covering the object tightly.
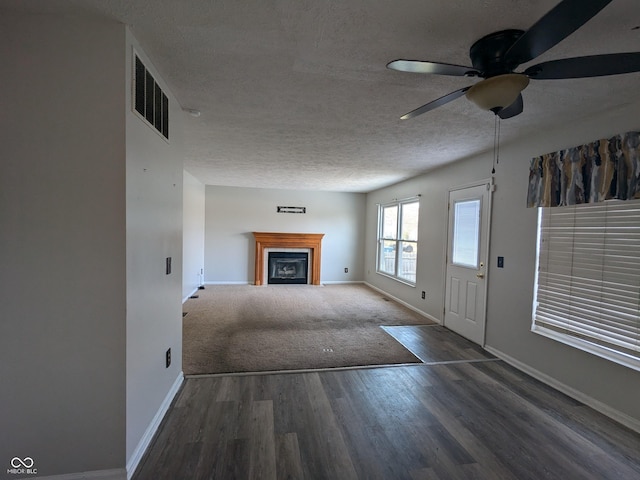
[182,284,434,375]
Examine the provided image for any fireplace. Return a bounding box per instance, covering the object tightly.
[268,252,309,284]
[253,232,324,285]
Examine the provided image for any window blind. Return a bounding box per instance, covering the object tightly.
[533,200,640,366]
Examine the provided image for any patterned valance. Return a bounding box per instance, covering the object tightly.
[527,131,640,208]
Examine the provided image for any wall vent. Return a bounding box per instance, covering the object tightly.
[134,54,169,140]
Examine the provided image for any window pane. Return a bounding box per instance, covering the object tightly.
[401,202,419,241]
[382,206,398,239]
[380,240,396,274]
[533,199,640,369]
[452,199,481,268]
[398,241,417,282]
[377,200,419,285]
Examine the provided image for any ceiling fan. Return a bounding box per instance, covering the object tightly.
[387,0,640,120]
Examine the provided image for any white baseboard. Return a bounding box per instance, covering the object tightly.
[34,468,126,480]
[322,281,365,285]
[204,281,251,285]
[182,287,199,304]
[485,346,640,435]
[364,282,441,324]
[126,372,184,479]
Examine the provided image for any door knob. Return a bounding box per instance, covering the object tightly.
[476,273,485,278]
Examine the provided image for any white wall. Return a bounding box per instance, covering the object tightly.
[204,186,366,284]
[0,13,127,477]
[183,171,206,301]
[365,100,640,428]
[125,31,185,468]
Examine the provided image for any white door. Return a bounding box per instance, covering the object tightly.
[444,183,491,345]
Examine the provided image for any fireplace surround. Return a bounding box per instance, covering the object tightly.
[253,232,324,285]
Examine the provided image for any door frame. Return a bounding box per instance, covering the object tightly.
[442,178,494,346]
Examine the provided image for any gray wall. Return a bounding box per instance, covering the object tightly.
[365,100,640,428]
[125,31,185,467]
[0,14,127,477]
[0,15,186,478]
[204,186,366,284]
[183,171,206,301]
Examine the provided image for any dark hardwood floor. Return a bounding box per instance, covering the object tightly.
[133,326,640,479]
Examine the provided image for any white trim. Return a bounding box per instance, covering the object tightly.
[532,325,640,372]
[182,287,199,304]
[204,281,251,285]
[375,270,416,287]
[33,469,126,480]
[448,178,494,192]
[322,281,365,285]
[375,199,419,286]
[364,282,441,324]
[126,372,184,479]
[485,345,640,435]
[443,179,493,347]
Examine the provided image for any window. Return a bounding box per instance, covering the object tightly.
[532,200,640,371]
[377,200,419,284]
[451,199,481,268]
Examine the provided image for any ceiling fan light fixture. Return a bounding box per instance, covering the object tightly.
[465,74,530,112]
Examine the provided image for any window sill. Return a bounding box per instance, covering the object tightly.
[532,324,640,372]
[375,271,416,288]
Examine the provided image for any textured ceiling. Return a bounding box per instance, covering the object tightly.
[3,0,640,192]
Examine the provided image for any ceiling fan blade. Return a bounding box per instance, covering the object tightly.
[400,87,471,120]
[505,0,612,67]
[497,94,523,119]
[387,59,479,77]
[524,53,640,79]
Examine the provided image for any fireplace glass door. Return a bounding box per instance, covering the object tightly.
[268,252,309,284]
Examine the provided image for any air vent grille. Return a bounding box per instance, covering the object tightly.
[134,54,169,140]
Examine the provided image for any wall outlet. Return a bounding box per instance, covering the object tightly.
[497,256,504,268]
[421,291,426,299]
[166,348,171,368]
[344,267,349,273]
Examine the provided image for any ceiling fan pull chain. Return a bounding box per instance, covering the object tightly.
[496,115,501,166]
[492,114,499,175]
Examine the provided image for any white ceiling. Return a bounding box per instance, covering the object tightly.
[3,0,640,192]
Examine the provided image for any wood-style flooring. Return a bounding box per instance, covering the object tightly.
[133,325,640,479]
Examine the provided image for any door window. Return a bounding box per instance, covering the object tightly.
[452,199,481,268]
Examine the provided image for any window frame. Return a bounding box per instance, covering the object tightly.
[376,199,419,286]
[532,200,640,372]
